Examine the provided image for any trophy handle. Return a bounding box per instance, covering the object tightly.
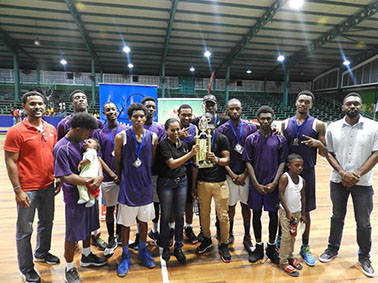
[207,129,211,153]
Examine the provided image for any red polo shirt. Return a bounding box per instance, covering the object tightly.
[4,118,57,191]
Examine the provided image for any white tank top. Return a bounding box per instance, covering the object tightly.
[280,172,303,213]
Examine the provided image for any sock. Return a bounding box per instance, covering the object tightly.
[152,222,158,233]
[302,238,309,246]
[229,221,234,234]
[122,245,129,257]
[106,221,114,238]
[185,223,193,228]
[136,223,140,234]
[139,240,147,250]
[82,247,91,257]
[91,230,98,236]
[268,241,275,246]
[66,261,74,271]
[116,224,121,236]
[256,242,262,245]
[169,222,175,229]
[244,224,250,237]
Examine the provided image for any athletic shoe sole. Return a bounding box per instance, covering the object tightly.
[80,261,107,267]
[219,254,231,263]
[318,254,337,263]
[34,258,60,264]
[104,246,117,258]
[196,244,213,254]
[20,272,41,283]
[359,262,376,278]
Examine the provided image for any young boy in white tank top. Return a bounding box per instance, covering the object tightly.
[278,153,307,277]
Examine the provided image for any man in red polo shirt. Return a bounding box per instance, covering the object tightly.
[4,91,61,283]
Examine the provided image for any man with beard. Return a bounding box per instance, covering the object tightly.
[218,99,257,252]
[57,90,107,250]
[93,102,129,258]
[281,90,326,266]
[5,91,60,283]
[319,93,378,278]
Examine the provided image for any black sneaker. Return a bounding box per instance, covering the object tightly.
[116,234,122,246]
[243,235,254,254]
[359,258,375,278]
[91,234,107,251]
[80,252,107,267]
[174,247,186,264]
[64,267,81,283]
[34,252,60,264]
[20,269,41,283]
[169,228,175,247]
[129,233,140,250]
[184,227,198,244]
[197,231,204,242]
[249,243,264,263]
[196,237,213,254]
[219,243,232,263]
[148,230,159,243]
[104,236,118,258]
[162,247,170,262]
[319,248,338,263]
[266,243,279,264]
[227,233,234,245]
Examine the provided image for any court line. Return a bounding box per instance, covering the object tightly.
[159,247,169,283]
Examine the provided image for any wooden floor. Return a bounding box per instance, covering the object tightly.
[1,136,378,282]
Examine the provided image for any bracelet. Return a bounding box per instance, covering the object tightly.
[215,157,219,164]
[13,185,22,191]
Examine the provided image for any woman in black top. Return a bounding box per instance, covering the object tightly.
[156,118,199,263]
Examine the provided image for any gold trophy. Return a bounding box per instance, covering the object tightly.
[194,112,214,168]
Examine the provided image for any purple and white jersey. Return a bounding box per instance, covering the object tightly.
[284,115,318,169]
[242,131,288,186]
[218,120,257,175]
[57,113,104,140]
[144,122,166,141]
[118,128,157,207]
[92,122,129,182]
[53,137,83,207]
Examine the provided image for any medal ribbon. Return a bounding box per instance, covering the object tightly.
[294,116,309,139]
[131,129,145,159]
[211,129,215,148]
[106,122,119,149]
[228,120,243,145]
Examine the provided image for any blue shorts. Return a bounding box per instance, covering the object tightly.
[65,200,100,242]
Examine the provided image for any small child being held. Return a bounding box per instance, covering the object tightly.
[278,153,307,277]
[77,138,101,207]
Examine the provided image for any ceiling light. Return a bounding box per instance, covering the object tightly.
[60,58,67,65]
[289,0,304,9]
[190,66,195,72]
[123,45,131,53]
[277,55,285,62]
[343,60,350,66]
[34,38,40,46]
[246,69,252,74]
[204,50,211,58]
[128,63,134,68]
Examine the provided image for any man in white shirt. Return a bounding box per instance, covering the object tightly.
[319,92,378,278]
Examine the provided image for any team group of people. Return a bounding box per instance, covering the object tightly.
[4,89,377,283]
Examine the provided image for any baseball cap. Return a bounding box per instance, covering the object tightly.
[203,94,217,103]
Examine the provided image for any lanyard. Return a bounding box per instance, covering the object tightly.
[106,122,119,148]
[294,116,309,138]
[211,130,215,148]
[229,120,243,144]
[131,129,145,158]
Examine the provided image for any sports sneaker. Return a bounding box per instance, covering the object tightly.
[359,257,375,278]
[34,252,60,264]
[148,230,159,243]
[104,236,118,258]
[138,248,156,268]
[197,231,204,242]
[169,228,175,247]
[319,248,338,263]
[80,252,107,267]
[227,233,235,245]
[266,243,279,264]
[129,233,140,250]
[91,233,107,251]
[64,267,81,283]
[20,269,41,283]
[243,235,254,254]
[116,234,122,246]
[174,247,186,264]
[196,236,213,254]
[219,243,232,263]
[184,226,198,244]
[300,245,316,266]
[275,234,281,251]
[162,247,170,262]
[248,243,264,263]
[117,254,130,277]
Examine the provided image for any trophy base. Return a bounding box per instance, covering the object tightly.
[196,162,214,169]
